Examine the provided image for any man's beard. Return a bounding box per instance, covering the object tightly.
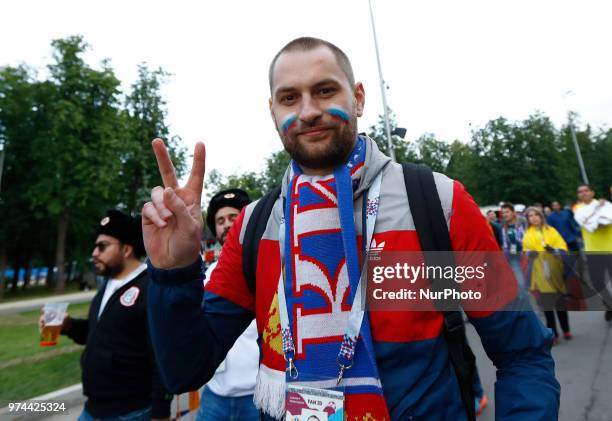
[218,230,229,245]
[279,117,357,170]
[95,260,124,278]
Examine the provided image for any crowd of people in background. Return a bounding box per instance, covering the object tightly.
[485,183,612,344]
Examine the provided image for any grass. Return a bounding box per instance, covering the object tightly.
[0,351,83,401]
[0,302,91,400]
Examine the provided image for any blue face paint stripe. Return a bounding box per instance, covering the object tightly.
[281,114,298,134]
[327,107,350,123]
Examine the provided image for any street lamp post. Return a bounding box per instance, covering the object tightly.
[563,91,589,185]
[568,112,589,185]
[368,0,396,162]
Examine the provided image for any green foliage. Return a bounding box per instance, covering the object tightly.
[366,109,609,206]
[206,169,266,202]
[367,110,417,163]
[262,150,291,190]
[205,150,291,203]
[121,64,186,212]
[28,36,124,214]
[414,133,451,173]
[207,108,610,213]
[0,35,185,296]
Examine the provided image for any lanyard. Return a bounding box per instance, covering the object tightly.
[277,170,382,384]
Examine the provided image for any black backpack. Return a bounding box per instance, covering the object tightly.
[242,163,477,421]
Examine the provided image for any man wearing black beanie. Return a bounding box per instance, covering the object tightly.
[206,188,251,245]
[40,209,171,421]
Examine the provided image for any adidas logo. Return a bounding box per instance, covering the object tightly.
[369,239,385,253]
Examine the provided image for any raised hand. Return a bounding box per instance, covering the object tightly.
[142,139,206,269]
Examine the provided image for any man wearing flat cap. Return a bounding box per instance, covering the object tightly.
[40,209,171,421]
[195,189,259,420]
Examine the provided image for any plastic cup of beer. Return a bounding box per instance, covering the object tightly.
[40,302,68,347]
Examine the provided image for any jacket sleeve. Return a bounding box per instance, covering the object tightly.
[147,211,255,394]
[63,317,89,345]
[449,180,560,420]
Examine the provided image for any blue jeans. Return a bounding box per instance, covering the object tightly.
[78,407,151,421]
[508,255,527,291]
[196,387,259,421]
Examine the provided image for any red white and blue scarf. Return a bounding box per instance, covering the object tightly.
[255,136,389,420]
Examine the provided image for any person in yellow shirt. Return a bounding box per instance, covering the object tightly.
[523,207,571,344]
[575,184,612,322]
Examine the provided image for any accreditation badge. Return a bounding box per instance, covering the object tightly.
[285,384,344,421]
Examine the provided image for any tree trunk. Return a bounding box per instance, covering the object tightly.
[22,251,32,290]
[44,253,54,290]
[54,212,69,294]
[0,245,6,301]
[10,253,20,293]
[23,262,31,290]
[129,166,143,213]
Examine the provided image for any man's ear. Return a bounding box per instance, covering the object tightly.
[123,244,134,259]
[354,82,365,117]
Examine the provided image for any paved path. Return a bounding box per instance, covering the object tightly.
[0,291,96,316]
[468,311,612,421]
[4,309,611,420]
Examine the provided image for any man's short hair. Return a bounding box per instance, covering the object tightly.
[577,183,593,192]
[268,37,355,93]
[501,203,514,212]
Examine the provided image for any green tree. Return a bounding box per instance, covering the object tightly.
[445,140,477,192]
[121,64,186,212]
[367,110,417,163]
[205,150,291,204]
[414,133,451,172]
[0,36,187,298]
[0,66,45,296]
[261,150,291,190]
[591,128,612,198]
[26,36,126,293]
[468,114,567,205]
[205,169,265,202]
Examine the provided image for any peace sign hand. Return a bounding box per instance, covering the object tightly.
[142,139,206,269]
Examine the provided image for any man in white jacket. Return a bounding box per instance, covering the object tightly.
[575,183,612,321]
[198,188,259,420]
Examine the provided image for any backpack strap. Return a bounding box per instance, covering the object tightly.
[401,163,477,421]
[242,186,281,296]
[242,167,476,419]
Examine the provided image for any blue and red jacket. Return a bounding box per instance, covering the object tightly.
[148,139,559,420]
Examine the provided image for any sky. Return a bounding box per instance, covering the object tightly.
[2,0,611,189]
